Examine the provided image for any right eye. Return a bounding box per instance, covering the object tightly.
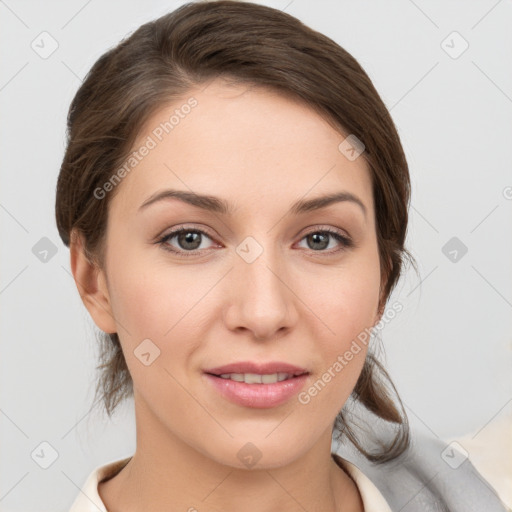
[156,227,219,257]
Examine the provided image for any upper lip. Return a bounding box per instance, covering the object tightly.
[205,361,309,376]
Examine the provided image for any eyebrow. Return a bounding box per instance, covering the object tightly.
[138,189,367,219]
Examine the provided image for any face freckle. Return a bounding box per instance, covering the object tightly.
[98,78,383,470]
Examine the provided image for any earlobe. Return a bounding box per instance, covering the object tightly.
[69,230,117,334]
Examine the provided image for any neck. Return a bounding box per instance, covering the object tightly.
[98,396,364,512]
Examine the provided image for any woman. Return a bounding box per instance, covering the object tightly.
[55,1,508,510]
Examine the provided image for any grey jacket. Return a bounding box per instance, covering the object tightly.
[333,427,509,511]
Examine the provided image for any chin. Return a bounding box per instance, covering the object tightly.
[199,431,313,471]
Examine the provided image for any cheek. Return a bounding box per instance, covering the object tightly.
[307,252,381,348]
[298,286,374,423]
[106,265,199,403]
[105,250,210,364]
[299,253,380,407]
[106,235,184,333]
[108,270,169,337]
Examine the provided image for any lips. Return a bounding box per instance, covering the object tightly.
[204,372,309,408]
[203,361,310,408]
[204,361,309,376]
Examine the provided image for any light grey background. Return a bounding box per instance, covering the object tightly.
[1,1,511,510]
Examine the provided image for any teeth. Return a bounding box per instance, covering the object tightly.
[219,372,292,384]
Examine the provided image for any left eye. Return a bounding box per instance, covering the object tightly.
[297,229,353,252]
[156,227,353,257]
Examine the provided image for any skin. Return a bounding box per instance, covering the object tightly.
[71,78,386,512]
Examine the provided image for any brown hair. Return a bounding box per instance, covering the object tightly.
[55,0,417,463]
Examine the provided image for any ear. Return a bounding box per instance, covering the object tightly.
[69,230,117,334]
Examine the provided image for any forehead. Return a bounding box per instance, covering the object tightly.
[109,79,373,220]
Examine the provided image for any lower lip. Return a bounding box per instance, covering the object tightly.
[204,373,309,408]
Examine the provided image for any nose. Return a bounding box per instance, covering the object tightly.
[222,246,299,341]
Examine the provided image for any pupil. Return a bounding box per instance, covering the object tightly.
[179,231,201,250]
[309,232,328,250]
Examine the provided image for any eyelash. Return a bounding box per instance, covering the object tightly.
[155,225,354,258]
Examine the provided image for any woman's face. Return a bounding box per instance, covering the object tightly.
[82,78,384,468]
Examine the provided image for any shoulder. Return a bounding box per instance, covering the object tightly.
[68,456,132,512]
[333,427,510,512]
[451,415,512,510]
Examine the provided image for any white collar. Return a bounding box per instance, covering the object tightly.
[69,454,392,511]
